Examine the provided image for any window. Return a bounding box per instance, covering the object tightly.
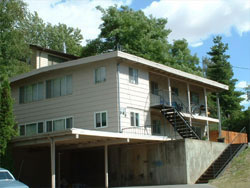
[172,87,179,96]
[129,67,138,84]
[19,82,44,104]
[46,121,53,132]
[18,117,73,136]
[26,123,36,136]
[95,111,107,128]
[37,122,44,134]
[95,67,106,83]
[152,120,161,134]
[191,92,199,105]
[130,112,139,126]
[53,119,65,131]
[193,126,201,139]
[46,75,72,99]
[19,125,25,136]
[151,81,159,95]
[48,55,67,66]
[66,117,73,129]
[0,171,14,180]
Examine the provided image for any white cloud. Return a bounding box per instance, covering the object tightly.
[236,81,248,89]
[24,0,132,45]
[240,94,250,110]
[143,0,250,47]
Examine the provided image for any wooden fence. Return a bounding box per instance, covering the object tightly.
[209,130,248,144]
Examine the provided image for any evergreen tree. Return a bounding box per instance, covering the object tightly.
[206,36,243,128]
[0,75,17,165]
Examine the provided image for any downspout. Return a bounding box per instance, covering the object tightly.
[117,62,121,133]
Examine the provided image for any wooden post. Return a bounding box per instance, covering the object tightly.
[204,88,209,140]
[58,153,61,188]
[104,144,108,188]
[217,93,222,137]
[168,78,172,106]
[187,83,192,126]
[50,138,56,188]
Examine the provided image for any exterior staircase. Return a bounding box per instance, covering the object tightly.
[196,127,247,183]
[161,106,200,139]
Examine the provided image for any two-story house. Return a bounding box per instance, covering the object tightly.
[10,50,228,187]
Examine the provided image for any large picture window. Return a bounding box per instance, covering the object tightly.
[95,67,106,83]
[129,67,138,84]
[95,111,107,128]
[19,82,44,104]
[130,112,139,126]
[46,75,72,99]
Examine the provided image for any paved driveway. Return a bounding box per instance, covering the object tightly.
[115,184,217,188]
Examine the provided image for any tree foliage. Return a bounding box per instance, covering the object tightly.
[0,0,31,78]
[21,11,83,56]
[0,75,17,158]
[82,5,171,63]
[82,5,201,75]
[206,36,244,127]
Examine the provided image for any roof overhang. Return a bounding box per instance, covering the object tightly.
[11,128,169,148]
[10,51,229,91]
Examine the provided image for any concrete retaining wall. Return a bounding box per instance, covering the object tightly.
[109,139,227,186]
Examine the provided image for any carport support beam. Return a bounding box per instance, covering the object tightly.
[105,144,109,188]
[50,138,56,188]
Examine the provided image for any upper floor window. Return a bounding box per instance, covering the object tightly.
[172,87,179,96]
[48,55,67,66]
[46,75,72,99]
[191,92,199,105]
[95,67,106,83]
[130,112,139,126]
[129,67,138,84]
[151,81,159,95]
[95,111,107,128]
[19,82,44,104]
[152,120,161,134]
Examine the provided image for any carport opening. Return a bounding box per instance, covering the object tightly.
[59,146,105,187]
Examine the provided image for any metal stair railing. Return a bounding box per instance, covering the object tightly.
[213,127,247,178]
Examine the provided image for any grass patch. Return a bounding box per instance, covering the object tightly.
[210,147,250,188]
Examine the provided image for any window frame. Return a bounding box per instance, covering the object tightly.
[191,91,199,105]
[94,66,106,84]
[94,111,108,129]
[130,112,139,127]
[151,81,159,95]
[19,81,44,104]
[129,67,138,84]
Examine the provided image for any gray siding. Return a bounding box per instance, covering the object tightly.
[12,59,119,132]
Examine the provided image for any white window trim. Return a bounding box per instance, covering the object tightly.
[130,112,139,127]
[18,116,74,136]
[94,111,108,129]
[94,66,106,84]
[129,67,139,85]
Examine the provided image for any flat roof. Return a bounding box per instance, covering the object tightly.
[10,51,228,91]
[11,128,169,148]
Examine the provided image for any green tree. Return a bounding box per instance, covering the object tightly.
[0,75,17,165]
[206,36,243,127]
[169,39,202,75]
[21,12,83,56]
[0,0,31,78]
[82,5,171,64]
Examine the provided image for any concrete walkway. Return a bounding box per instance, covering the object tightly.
[115,184,217,188]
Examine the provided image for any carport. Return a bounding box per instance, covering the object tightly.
[12,128,169,188]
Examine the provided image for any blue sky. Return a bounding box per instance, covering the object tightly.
[25,0,250,108]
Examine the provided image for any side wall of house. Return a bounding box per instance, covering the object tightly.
[118,63,151,132]
[11,59,119,133]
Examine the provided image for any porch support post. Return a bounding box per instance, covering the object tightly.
[50,138,56,188]
[168,78,172,106]
[204,88,209,140]
[104,144,109,188]
[216,93,222,137]
[187,83,192,126]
